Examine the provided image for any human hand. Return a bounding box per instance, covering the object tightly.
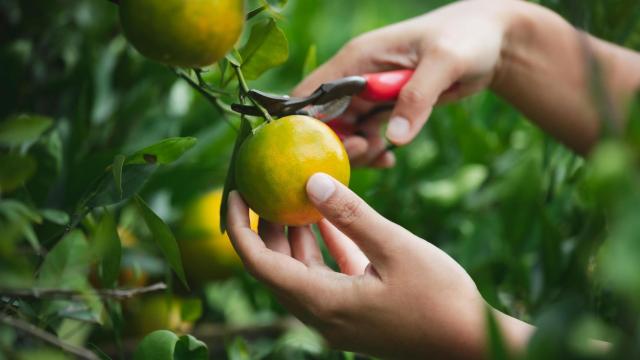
[227,173,533,358]
[293,0,521,167]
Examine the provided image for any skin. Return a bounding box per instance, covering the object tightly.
[293,0,640,167]
[229,0,640,358]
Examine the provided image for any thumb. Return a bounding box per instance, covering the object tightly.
[386,59,461,145]
[306,172,408,269]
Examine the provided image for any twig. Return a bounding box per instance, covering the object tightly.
[0,282,167,300]
[0,314,99,360]
[173,68,231,110]
[232,64,274,122]
[172,68,239,130]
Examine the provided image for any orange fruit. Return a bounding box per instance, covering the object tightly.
[235,115,350,225]
[119,0,244,68]
[126,295,194,336]
[178,189,258,285]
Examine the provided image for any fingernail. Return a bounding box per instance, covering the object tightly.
[306,173,335,203]
[386,116,409,143]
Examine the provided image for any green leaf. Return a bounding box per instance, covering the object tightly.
[0,200,42,224]
[37,230,91,289]
[226,51,242,67]
[180,298,203,323]
[134,195,188,289]
[226,337,251,360]
[39,208,70,225]
[302,44,317,77]
[134,330,208,360]
[276,326,324,355]
[89,164,157,207]
[112,154,126,199]
[221,116,253,233]
[0,153,36,193]
[0,114,53,147]
[93,210,122,288]
[174,334,208,360]
[239,19,289,80]
[126,137,197,165]
[455,164,488,194]
[0,200,42,253]
[134,330,178,360]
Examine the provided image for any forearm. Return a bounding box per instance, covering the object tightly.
[491,1,640,154]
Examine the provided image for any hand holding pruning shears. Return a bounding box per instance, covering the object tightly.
[233,69,420,167]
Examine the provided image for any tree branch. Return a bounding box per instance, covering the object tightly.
[0,282,167,300]
[172,68,239,130]
[232,64,274,122]
[0,314,99,360]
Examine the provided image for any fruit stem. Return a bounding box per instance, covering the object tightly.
[232,64,274,122]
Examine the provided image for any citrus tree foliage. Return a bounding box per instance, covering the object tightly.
[0,0,639,359]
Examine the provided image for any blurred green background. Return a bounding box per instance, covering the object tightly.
[1,0,640,359]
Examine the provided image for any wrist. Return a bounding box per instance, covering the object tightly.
[490,1,559,93]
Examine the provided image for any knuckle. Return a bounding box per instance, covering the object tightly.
[429,41,468,76]
[341,35,367,57]
[330,197,364,230]
[398,85,427,106]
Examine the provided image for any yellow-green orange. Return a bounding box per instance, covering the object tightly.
[235,115,350,225]
[126,295,194,336]
[178,189,257,285]
[119,0,244,67]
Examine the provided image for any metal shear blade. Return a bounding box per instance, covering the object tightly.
[231,75,367,119]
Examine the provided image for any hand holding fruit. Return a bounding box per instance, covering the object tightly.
[227,174,534,358]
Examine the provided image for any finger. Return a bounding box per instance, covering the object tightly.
[292,35,397,96]
[386,57,461,145]
[359,135,387,166]
[306,173,410,270]
[369,151,396,168]
[342,136,369,162]
[289,226,326,268]
[317,219,369,276]
[258,218,290,256]
[292,45,375,97]
[227,191,309,290]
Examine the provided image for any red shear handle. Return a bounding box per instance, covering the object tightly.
[360,69,414,102]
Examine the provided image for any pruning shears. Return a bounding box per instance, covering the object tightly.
[231,69,415,139]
